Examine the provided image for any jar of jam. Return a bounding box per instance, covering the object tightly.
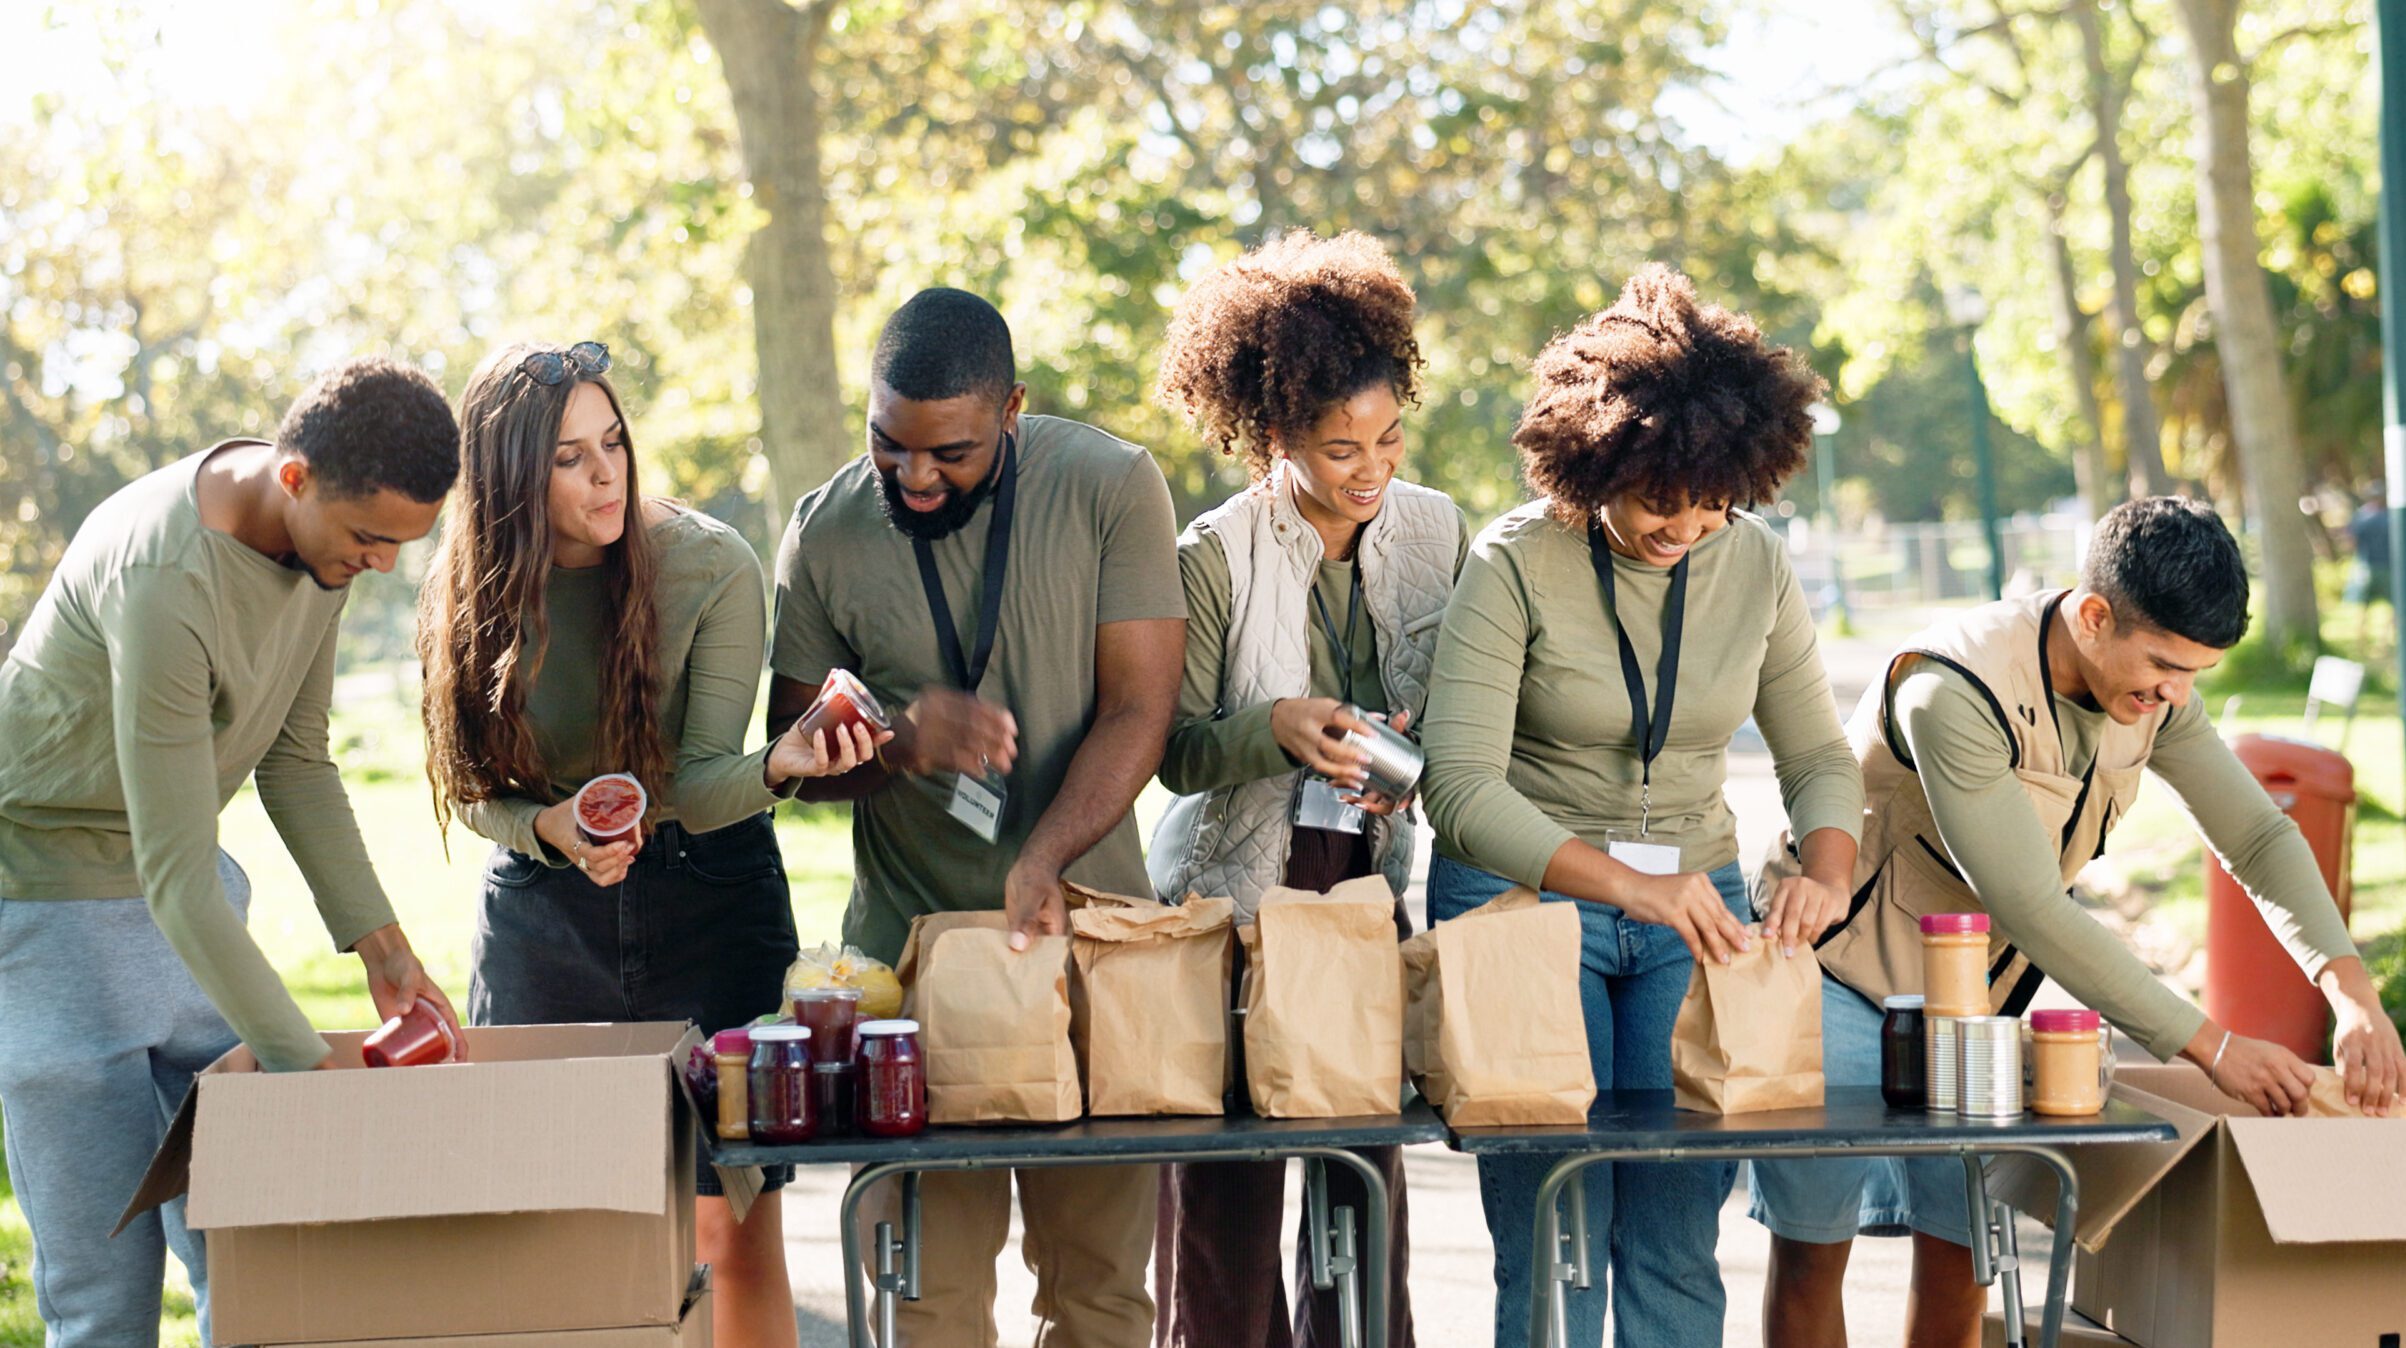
[792,988,863,1066]
[747,1025,815,1145]
[812,1061,859,1138]
[858,1018,926,1138]
[1879,994,1927,1109]
[362,997,459,1069]
[797,668,891,742]
[1919,912,1991,1017]
[2028,1008,2113,1116]
[713,1028,754,1141]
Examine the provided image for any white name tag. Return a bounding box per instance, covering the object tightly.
[947,773,1005,844]
[1293,778,1367,835]
[1607,838,1681,876]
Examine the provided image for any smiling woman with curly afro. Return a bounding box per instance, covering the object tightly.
[1147,230,1465,1348]
[1416,263,1863,1348]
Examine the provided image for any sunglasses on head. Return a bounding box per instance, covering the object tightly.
[518,341,611,386]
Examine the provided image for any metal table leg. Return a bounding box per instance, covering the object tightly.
[1303,1158,1365,1348]
[1963,1156,2025,1343]
[1527,1153,1605,1348]
[836,1145,1396,1348]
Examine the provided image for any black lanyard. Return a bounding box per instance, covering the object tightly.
[1309,561,1364,707]
[912,432,1018,693]
[1588,521,1688,831]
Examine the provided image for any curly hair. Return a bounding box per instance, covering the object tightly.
[1155,229,1424,478]
[1514,264,1825,524]
[276,356,459,502]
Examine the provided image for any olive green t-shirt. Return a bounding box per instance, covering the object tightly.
[1421,503,1863,889]
[0,445,396,1071]
[454,507,781,862]
[1160,514,1470,794]
[769,414,1186,965]
[1898,665,2358,1060]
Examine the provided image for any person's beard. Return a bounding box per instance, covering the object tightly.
[877,463,997,542]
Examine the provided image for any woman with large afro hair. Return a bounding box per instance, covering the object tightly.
[1416,264,1864,1346]
[1147,230,1468,1348]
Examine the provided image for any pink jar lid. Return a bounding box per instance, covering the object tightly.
[711,1028,753,1054]
[2030,1009,2101,1033]
[1919,912,1991,934]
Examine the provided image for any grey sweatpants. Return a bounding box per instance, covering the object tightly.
[0,852,249,1347]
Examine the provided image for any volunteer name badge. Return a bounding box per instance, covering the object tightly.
[1606,831,1680,876]
[1293,776,1367,835]
[948,771,1006,844]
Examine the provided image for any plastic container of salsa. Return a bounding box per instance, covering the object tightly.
[792,988,862,1066]
[573,773,647,846]
[797,669,890,742]
[362,997,460,1069]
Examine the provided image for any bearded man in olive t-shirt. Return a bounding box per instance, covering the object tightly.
[767,288,1185,1345]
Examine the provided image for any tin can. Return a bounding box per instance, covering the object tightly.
[1925,1015,1964,1113]
[1338,707,1423,801]
[1957,1015,2025,1118]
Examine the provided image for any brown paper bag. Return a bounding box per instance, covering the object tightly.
[897,910,1080,1124]
[1671,925,1824,1114]
[1402,887,1596,1126]
[1240,876,1404,1118]
[1066,884,1237,1117]
[2301,1065,2374,1118]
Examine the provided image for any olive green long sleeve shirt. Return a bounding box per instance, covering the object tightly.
[1421,504,1863,890]
[454,507,782,862]
[0,447,395,1072]
[1898,665,2358,1060]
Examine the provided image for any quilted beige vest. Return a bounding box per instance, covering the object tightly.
[1759,591,2163,1013]
[1148,466,1458,918]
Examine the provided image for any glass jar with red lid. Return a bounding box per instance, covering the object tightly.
[857,1019,926,1138]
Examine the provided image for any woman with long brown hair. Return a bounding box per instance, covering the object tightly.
[418,341,878,1348]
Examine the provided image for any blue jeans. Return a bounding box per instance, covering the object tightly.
[1746,973,1973,1245]
[1426,854,1750,1348]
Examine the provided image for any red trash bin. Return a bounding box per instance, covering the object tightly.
[2201,733,2355,1061]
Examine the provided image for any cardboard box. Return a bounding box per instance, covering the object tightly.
[1980,1308,2131,1347]
[120,1023,705,1346]
[264,1268,714,1347]
[1988,1061,2406,1348]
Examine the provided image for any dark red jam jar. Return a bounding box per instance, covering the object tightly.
[746,1025,815,1144]
[857,1019,926,1138]
[812,1061,859,1138]
[1880,994,1928,1110]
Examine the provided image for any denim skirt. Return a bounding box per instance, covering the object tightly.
[470,810,798,1194]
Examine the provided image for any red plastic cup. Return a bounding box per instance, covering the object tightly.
[796,669,890,743]
[573,772,648,846]
[362,997,459,1068]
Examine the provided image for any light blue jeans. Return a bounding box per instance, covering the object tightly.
[1426,853,1750,1348]
[1746,973,1974,1245]
[0,853,248,1347]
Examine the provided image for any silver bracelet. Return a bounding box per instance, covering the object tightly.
[2208,1029,2233,1085]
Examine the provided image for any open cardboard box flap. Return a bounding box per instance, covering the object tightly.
[1987,1064,2220,1253]
[119,1023,699,1235]
[1990,1061,2406,1253]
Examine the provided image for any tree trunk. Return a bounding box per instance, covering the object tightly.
[2073,0,2171,499]
[693,0,848,530]
[2043,189,2114,520]
[2171,0,2319,651]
